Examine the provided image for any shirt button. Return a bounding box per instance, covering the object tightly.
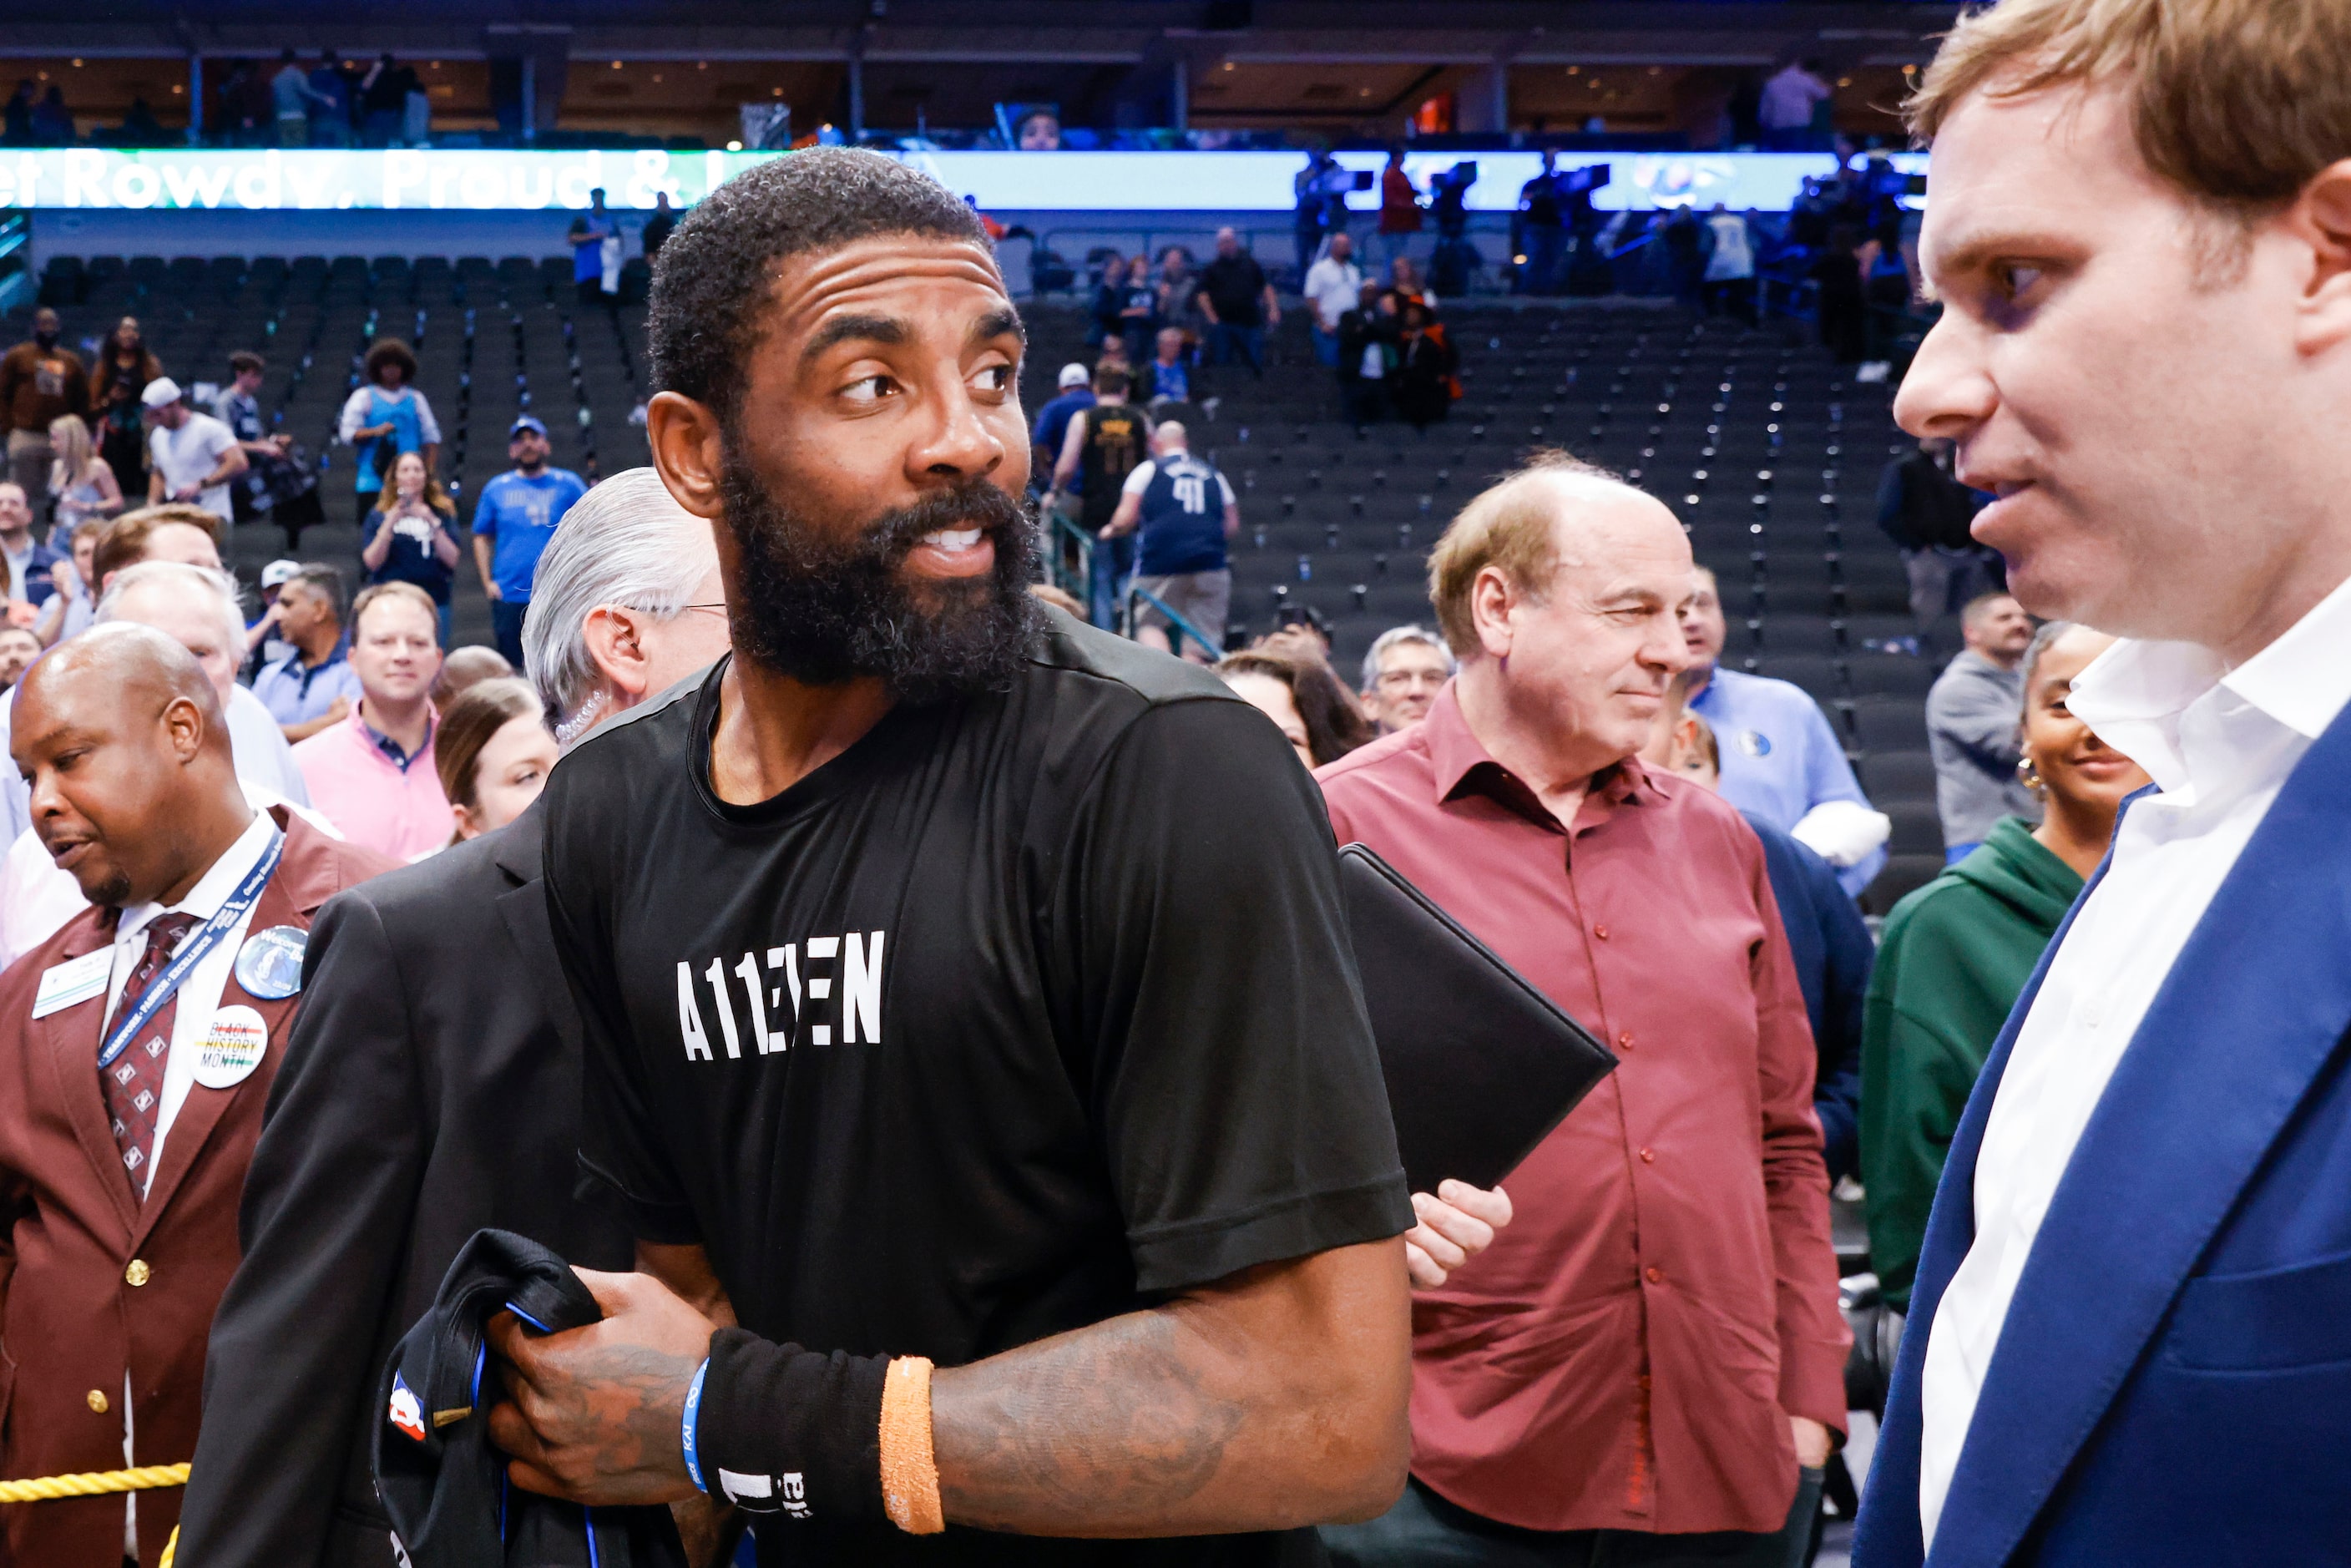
[124,1258,150,1287]
[87,1388,109,1414]
[1594,923,1611,940]
[1617,1032,1634,1051]
[1644,1266,1663,1284]
[1639,1147,1656,1164]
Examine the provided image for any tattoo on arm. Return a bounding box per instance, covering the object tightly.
[931,1308,1243,1534]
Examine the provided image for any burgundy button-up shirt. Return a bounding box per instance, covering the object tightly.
[1317,682,1848,1535]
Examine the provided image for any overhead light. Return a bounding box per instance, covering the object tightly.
[430,61,442,70]
[771,86,783,96]
[70,58,83,68]
[1567,64,1579,74]
[698,60,709,69]
[1223,61,1236,71]
[171,83,183,94]
[1837,77,1853,88]
[653,73,663,82]
[611,60,624,70]
[726,139,743,150]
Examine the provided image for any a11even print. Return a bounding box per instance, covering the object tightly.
[675,933,886,1060]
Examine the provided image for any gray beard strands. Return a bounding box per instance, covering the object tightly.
[715,458,1044,706]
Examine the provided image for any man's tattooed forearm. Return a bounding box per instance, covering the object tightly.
[930,1310,1246,1534]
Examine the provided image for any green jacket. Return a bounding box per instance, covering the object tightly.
[1861,816,2083,1308]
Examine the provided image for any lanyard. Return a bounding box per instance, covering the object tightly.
[97,830,285,1072]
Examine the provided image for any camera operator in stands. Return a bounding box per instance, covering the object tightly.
[1428,160,1479,298]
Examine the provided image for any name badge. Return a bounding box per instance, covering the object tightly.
[32,951,112,1019]
[193,1005,269,1090]
[235,925,308,1001]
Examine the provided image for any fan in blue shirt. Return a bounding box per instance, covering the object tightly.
[1683,568,1888,898]
[470,417,588,666]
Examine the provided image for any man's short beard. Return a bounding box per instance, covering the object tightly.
[716,443,1043,706]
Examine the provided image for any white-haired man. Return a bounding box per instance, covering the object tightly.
[0,561,322,966]
[179,466,733,1568]
[1359,625,1454,733]
[522,466,732,743]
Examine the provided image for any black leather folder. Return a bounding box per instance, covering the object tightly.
[1337,842,1618,1193]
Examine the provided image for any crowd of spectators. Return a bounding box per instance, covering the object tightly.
[0,134,2136,1568]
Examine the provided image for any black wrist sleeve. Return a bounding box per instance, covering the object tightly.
[696,1328,890,1525]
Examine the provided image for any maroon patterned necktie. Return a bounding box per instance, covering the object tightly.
[99,912,200,1199]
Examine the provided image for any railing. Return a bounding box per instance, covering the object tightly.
[1124,581,1222,662]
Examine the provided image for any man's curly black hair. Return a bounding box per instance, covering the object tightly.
[646,148,993,429]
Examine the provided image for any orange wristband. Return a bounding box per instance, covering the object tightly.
[878,1356,944,1535]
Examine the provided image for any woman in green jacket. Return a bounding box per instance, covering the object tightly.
[1862,623,2151,1308]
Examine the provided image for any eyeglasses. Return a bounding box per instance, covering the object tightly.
[681,603,727,617]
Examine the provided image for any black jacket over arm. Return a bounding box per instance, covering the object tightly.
[178,811,635,1568]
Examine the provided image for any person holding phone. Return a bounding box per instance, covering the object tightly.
[361,450,462,648]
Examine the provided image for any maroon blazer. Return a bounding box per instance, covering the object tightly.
[0,810,394,1568]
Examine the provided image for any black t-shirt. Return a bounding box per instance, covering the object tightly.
[1197,254,1269,328]
[542,617,1410,1565]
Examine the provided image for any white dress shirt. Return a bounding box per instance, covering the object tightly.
[1919,571,2351,1546]
[98,810,280,1194]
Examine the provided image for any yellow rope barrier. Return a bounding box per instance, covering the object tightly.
[0,1468,186,1563]
[0,1461,188,1504]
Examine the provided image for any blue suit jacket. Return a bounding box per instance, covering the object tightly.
[1854,702,2351,1565]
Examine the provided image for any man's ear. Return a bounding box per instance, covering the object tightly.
[2290,158,2351,357]
[162,695,208,764]
[645,392,728,523]
[581,604,653,701]
[1469,564,1518,661]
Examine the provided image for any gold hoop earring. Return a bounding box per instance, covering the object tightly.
[2017,754,2045,796]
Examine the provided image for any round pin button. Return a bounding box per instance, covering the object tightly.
[124,1258,150,1287]
[87,1389,109,1414]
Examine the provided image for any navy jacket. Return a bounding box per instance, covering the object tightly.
[1854,702,2351,1565]
[1747,812,1871,1183]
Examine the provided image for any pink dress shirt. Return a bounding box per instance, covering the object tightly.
[290,705,450,862]
[1316,682,1848,1535]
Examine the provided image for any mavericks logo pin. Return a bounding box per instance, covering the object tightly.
[235,924,308,1000]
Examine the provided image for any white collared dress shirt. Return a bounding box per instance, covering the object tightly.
[1920,572,2351,1545]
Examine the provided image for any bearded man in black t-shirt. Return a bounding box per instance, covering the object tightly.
[484,148,1509,1565]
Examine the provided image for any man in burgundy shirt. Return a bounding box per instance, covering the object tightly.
[1317,454,1848,1565]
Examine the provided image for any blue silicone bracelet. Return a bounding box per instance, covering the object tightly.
[682,1357,710,1495]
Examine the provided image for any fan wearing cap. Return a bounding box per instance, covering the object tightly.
[470,416,589,669]
[142,378,247,526]
[245,559,303,671]
[1028,362,1095,501]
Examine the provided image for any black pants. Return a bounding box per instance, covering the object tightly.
[1322,1471,1825,1568]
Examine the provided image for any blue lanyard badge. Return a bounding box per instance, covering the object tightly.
[97,830,286,1073]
